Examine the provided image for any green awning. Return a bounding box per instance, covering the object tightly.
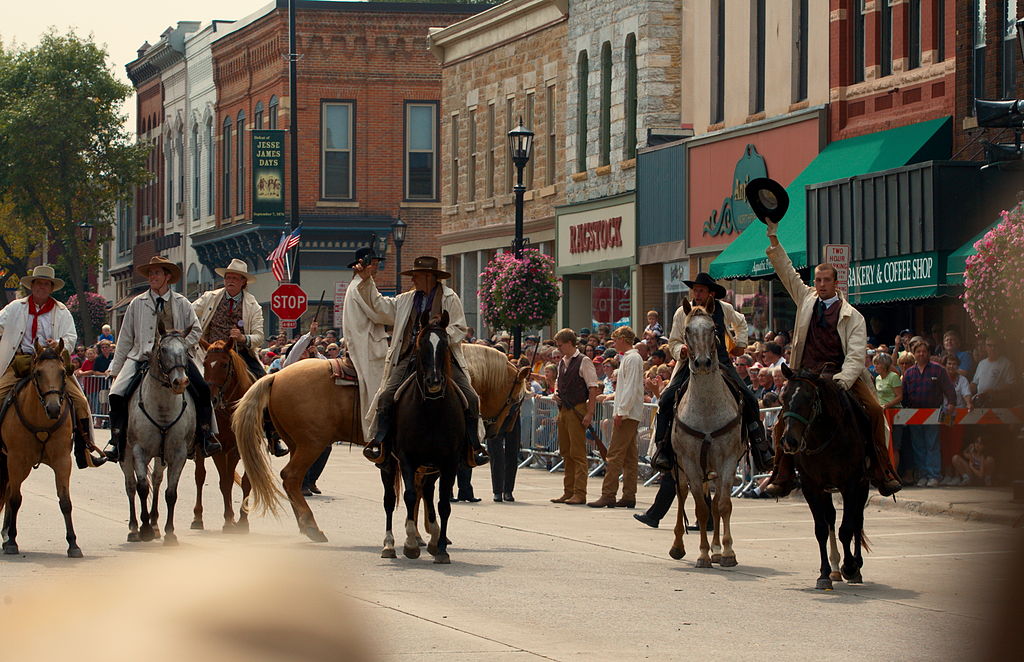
[710,116,953,280]
[847,251,953,304]
[945,220,999,285]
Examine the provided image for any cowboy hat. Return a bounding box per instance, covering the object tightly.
[215,258,257,283]
[683,272,727,299]
[136,256,182,284]
[20,265,65,291]
[745,177,790,225]
[347,247,381,269]
[400,255,451,279]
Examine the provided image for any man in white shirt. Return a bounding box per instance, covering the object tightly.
[588,326,644,508]
[971,338,1016,404]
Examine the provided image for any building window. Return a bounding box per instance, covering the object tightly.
[794,0,808,102]
[525,93,535,187]
[166,140,173,221]
[177,129,185,210]
[853,0,866,83]
[192,123,200,220]
[236,112,245,214]
[505,98,515,193]
[545,85,557,186]
[599,42,611,168]
[1003,1,1018,97]
[206,118,214,216]
[269,96,279,130]
[222,116,232,218]
[468,108,477,201]
[624,34,637,160]
[576,50,588,173]
[451,113,460,204]
[936,0,945,62]
[486,103,495,198]
[880,0,892,77]
[752,1,766,113]
[254,101,264,130]
[907,0,921,70]
[322,101,353,199]
[975,0,987,103]
[711,0,726,123]
[406,102,437,200]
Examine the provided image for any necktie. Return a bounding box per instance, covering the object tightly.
[228,297,235,315]
[816,300,828,328]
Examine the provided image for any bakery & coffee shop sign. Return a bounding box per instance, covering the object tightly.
[847,251,944,304]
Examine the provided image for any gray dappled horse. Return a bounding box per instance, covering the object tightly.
[120,322,196,545]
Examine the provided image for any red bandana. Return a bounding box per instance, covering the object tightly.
[27,297,56,344]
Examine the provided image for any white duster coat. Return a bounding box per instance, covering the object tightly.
[343,273,390,440]
[0,297,77,375]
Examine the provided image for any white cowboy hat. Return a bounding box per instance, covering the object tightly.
[20,265,65,291]
[215,258,257,283]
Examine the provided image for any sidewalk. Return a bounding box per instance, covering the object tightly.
[864,484,1024,528]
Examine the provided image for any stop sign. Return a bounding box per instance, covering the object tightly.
[271,283,308,320]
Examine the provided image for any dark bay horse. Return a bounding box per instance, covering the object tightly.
[195,338,253,533]
[778,364,872,590]
[0,342,80,557]
[383,310,463,564]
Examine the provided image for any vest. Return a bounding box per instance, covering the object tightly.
[203,295,243,344]
[556,354,588,410]
[154,296,173,340]
[709,301,730,365]
[400,285,443,359]
[802,300,844,374]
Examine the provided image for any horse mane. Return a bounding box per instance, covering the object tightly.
[207,339,254,390]
[790,369,846,421]
[463,343,523,396]
[34,347,62,363]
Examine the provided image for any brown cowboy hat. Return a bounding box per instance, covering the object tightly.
[400,256,451,280]
[215,258,257,283]
[136,256,182,284]
[20,265,65,291]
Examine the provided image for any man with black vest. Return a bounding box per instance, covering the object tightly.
[550,328,602,505]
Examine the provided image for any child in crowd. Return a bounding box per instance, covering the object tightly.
[643,310,663,340]
[947,438,995,486]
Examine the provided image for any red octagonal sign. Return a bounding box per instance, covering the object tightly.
[271,283,308,320]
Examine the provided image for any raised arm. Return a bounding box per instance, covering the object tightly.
[765,220,812,303]
[355,272,397,325]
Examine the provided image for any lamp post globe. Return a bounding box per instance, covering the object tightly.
[391,217,407,293]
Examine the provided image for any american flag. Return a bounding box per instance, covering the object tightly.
[267,227,301,282]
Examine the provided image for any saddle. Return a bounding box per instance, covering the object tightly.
[328,357,359,386]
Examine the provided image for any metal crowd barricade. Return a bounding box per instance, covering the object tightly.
[77,374,112,429]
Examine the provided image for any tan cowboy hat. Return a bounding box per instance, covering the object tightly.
[20,265,64,291]
[136,256,182,284]
[400,256,451,280]
[215,258,257,283]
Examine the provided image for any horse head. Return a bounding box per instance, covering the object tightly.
[415,309,451,398]
[154,326,193,395]
[203,338,238,407]
[681,297,718,374]
[31,339,66,419]
[778,365,828,454]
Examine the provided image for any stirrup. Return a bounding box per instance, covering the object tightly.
[363,441,386,465]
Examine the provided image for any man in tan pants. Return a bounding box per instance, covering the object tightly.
[589,326,644,508]
[551,328,601,505]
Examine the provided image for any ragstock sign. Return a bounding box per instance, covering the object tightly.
[569,216,623,254]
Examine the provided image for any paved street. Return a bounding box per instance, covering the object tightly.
[2,438,1019,661]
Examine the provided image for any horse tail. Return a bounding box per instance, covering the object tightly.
[860,530,872,554]
[232,375,284,516]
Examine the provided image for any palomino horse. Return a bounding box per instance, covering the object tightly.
[234,333,528,545]
[120,323,196,545]
[669,298,746,568]
[778,364,872,590]
[0,342,80,557]
[193,338,253,533]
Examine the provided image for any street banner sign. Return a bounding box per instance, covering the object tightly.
[271,283,308,320]
[824,244,851,295]
[333,281,348,330]
[252,130,286,225]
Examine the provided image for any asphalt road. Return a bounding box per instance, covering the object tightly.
[1,439,1019,661]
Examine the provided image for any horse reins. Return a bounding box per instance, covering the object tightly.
[11,365,72,468]
[139,336,191,462]
[781,377,828,455]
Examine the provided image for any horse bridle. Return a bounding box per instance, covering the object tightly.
[483,378,525,438]
[150,337,190,390]
[31,355,67,414]
[781,376,827,455]
[12,354,72,466]
[206,348,236,410]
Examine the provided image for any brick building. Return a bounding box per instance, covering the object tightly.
[429,0,568,336]
[194,0,485,332]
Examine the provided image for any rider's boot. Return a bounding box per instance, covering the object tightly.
[190,424,222,459]
[764,450,796,498]
[650,403,676,473]
[747,421,774,473]
[73,417,106,469]
[105,394,127,463]
[466,413,489,468]
[264,411,288,457]
[869,436,903,497]
[363,406,391,465]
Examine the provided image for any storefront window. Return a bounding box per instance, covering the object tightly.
[591,267,631,329]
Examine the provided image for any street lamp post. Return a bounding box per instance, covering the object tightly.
[391,217,407,294]
[507,118,534,360]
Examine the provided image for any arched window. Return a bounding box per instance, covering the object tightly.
[177,127,185,209]
[624,34,637,160]
[599,42,611,167]
[269,96,279,130]
[254,101,264,130]
[222,116,232,218]
[192,122,200,219]
[576,50,588,173]
[206,118,214,216]
[237,111,246,214]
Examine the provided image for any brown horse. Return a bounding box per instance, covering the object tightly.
[234,342,528,543]
[194,338,254,533]
[1,341,80,557]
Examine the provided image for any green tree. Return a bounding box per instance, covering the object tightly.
[0,31,148,342]
[0,200,44,305]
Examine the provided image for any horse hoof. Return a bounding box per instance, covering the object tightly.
[67,547,83,559]
[140,528,155,543]
[842,569,863,584]
[164,534,178,547]
[235,520,250,534]
[427,542,439,556]
[304,528,328,543]
[3,544,19,555]
[696,557,713,569]
[668,546,685,560]
[403,545,420,559]
[433,553,451,565]
[719,555,737,568]
[829,571,843,582]
[222,522,243,534]
[190,520,204,531]
[816,577,834,590]
[381,548,397,559]
[127,532,141,543]
[711,553,722,564]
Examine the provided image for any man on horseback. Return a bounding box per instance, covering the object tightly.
[354,255,488,469]
[343,246,389,443]
[192,259,283,456]
[104,256,222,462]
[0,265,106,469]
[650,272,773,474]
[762,220,902,497]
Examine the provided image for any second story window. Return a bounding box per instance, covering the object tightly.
[237,111,246,214]
[406,102,437,200]
[599,42,611,167]
[322,101,353,199]
[576,50,588,172]
[269,95,279,129]
[222,116,232,218]
[254,101,264,130]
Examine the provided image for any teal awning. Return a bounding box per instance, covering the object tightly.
[945,220,1000,285]
[710,116,952,279]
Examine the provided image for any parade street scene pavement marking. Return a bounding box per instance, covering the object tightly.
[3,440,1019,662]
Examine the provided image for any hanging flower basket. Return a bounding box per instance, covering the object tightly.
[962,204,1024,343]
[478,249,561,331]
